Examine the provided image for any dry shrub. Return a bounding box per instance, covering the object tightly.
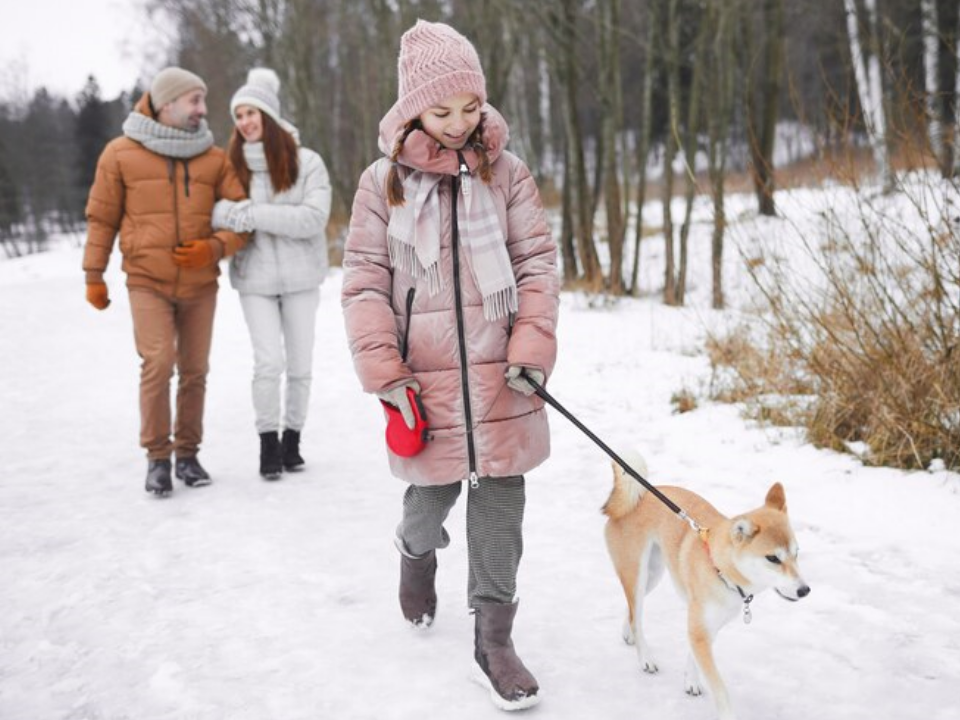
[671,388,698,414]
[705,326,814,427]
[738,174,960,470]
[805,313,960,468]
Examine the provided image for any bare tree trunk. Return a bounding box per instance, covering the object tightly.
[556,0,602,290]
[599,0,625,294]
[742,0,784,217]
[560,141,579,284]
[708,0,736,310]
[953,2,960,176]
[663,0,681,306]
[676,12,709,307]
[630,1,657,297]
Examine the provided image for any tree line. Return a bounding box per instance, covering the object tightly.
[2,0,959,307]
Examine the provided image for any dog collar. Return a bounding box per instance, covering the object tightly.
[704,540,755,624]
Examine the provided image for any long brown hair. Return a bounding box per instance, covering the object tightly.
[228,111,299,194]
[386,115,492,207]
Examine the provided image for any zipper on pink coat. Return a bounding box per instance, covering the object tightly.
[453,152,479,488]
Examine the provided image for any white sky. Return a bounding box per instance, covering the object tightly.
[0,0,170,101]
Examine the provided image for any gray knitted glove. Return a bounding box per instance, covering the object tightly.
[377,380,422,429]
[505,366,544,396]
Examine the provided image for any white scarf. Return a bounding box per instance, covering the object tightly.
[387,170,518,322]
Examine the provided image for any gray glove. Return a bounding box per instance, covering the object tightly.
[505,366,544,396]
[377,380,421,429]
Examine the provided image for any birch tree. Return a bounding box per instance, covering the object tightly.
[922,0,943,165]
[845,0,894,190]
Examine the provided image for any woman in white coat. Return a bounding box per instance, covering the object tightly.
[214,68,331,479]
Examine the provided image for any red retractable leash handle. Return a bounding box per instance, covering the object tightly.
[381,386,429,457]
[519,370,708,538]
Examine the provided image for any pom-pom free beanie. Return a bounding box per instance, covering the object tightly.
[387,20,487,128]
[150,67,207,108]
[230,68,282,124]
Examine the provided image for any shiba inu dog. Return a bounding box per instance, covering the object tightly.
[602,452,810,720]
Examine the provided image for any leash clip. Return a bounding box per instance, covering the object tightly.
[679,510,710,543]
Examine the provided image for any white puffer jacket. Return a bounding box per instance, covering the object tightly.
[215,142,332,296]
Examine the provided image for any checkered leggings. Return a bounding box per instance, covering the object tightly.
[396,476,526,606]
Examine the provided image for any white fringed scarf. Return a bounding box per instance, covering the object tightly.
[387,169,518,321]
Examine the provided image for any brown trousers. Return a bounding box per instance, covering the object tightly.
[129,287,217,460]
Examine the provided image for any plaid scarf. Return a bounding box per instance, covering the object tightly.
[387,168,518,321]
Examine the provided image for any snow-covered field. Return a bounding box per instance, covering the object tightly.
[2,181,959,719]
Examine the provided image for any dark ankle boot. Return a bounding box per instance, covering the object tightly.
[397,541,437,628]
[473,601,540,710]
[175,456,212,487]
[281,429,305,471]
[259,431,283,480]
[145,459,173,496]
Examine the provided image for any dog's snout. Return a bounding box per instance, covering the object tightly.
[797,585,811,598]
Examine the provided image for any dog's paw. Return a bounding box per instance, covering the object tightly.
[639,650,660,674]
[621,620,636,646]
[683,674,703,696]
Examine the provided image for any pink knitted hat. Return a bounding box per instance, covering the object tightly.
[381,20,487,140]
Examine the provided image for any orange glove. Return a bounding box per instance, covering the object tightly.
[86,281,110,310]
[173,239,222,269]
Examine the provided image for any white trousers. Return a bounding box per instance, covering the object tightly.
[239,289,320,434]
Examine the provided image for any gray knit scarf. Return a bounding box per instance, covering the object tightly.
[123,111,214,158]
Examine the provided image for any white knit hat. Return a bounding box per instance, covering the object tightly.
[230,68,282,124]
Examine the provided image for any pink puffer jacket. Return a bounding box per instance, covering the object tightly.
[342,107,560,486]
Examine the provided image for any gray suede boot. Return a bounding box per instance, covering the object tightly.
[397,540,437,628]
[472,601,540,711]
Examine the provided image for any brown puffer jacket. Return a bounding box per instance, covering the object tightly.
[342,107,560,486]
[83,93,247,298]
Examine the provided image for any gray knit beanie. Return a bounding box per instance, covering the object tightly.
[230,68,282,124]
[150,67,207,108]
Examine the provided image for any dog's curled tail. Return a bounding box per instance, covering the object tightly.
[601,450,649,520]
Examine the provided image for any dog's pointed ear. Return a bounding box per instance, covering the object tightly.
[731,517,758,543]
[765,482,787,512]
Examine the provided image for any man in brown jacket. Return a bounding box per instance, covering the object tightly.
[83,67,247,496]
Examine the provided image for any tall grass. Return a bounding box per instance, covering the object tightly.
[711,171,960,470]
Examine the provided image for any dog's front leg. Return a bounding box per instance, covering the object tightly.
[686,611,737,720]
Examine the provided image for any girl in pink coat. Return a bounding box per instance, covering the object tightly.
[341,20,559,711]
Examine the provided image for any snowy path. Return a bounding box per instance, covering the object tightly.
[1,248,958,720]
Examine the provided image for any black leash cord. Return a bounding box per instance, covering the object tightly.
[522,371,705,534]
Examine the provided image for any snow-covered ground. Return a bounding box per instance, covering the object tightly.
[2,181,959,719]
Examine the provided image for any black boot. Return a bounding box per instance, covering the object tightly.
[175,456,212,487]
[145,459,173,496]
[281,429,305,471]
[259,431,283,480]
[397,541,438,628]
[473,601,540,710]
